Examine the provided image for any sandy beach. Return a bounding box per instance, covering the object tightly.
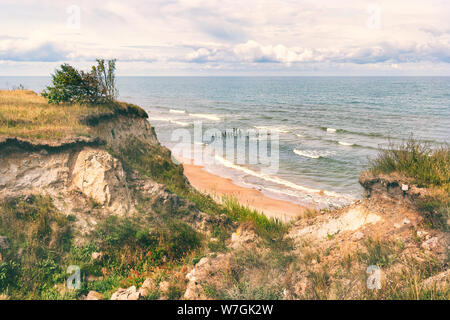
[179,158,307,221]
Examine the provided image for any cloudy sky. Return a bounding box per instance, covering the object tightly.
[0,0,449,75]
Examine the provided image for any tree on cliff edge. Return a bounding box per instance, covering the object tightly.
[42,59,117,105]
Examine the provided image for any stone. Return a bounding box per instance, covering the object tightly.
[402,218,410,225]
[71,148,131,215]
[86,291,104,300]
[141,278,155,290]
[159,281,170,294]
[110,286,141,300]
[421,237,439,251]
[401,184,409,191]
[229,224,258,249]
[138,287,148,297]
[352,231,364,240]
[91,252,102,260]
[417,230,428,238]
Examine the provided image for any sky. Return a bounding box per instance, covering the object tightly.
[0,0,449,76]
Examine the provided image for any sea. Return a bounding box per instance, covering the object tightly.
[2,76,449,208]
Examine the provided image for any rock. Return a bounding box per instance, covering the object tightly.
[352,231,364,241]
[394,223,401,229]
[416,230,428,238]
[401,184,409,191]
[141,278,155,291]
[110,286,141,300]
[159,281,170,294]
[421,237,439,251]
[138,287,148,297]
[402,218,410,225]
[184,254,232,300]
[86,291,104,300]
[71,148,131,215]
[91,252,102,260]
[0,236,9,249]
[229,224,258,249]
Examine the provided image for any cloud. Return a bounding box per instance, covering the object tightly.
[185,39,450,65]
[1,0,450,74]
[0,40,69,62]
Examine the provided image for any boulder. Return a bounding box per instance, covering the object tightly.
[110,286,142,300]
[86,291,104,300]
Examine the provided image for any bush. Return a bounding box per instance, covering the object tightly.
[42,59,117,105]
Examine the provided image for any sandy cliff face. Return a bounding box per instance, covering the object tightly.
[0,114,192,239]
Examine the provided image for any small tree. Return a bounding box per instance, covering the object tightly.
[42,59,118,105]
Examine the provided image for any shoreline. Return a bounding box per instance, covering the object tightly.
[179,157,307,221]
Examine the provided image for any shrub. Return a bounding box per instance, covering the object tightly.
[42,59,117,105]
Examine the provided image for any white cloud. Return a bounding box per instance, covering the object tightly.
[0,0,449,74]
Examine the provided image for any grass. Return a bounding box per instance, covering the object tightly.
[369,138,449,188]
[0,89,147,141]
[0,195,73,299]
[369,138,449,230]
[0,194,204,299]
[113,138,289,241]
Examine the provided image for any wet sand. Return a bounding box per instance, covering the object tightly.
[179,158,307,221]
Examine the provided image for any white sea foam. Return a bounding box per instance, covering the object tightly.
[171,120,189,126]
[170,109,186,114]
[189,113,221,121]
[150,117,189,126]
[214,154,349,200]
[151,117,171,122]
[254,126,290,133]
[326,128,337,133]
[293,149,320,159]
[293,149,335,159]
[338,141,354,146]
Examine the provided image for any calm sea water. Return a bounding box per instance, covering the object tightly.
[2,76,449,208]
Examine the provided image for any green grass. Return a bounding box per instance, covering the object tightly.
[221,196,288,241]
[0,195,73,299]
[112,139,289,241]
[369,138,449,230]
[369,138,449,188]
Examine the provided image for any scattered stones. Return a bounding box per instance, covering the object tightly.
[421,237,439,251]
[0,236,9,249]
[86,291,104,300]
[111,286,142,300]
[416,230,429,238]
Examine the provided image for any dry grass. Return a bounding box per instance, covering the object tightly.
[0,90,147,141]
